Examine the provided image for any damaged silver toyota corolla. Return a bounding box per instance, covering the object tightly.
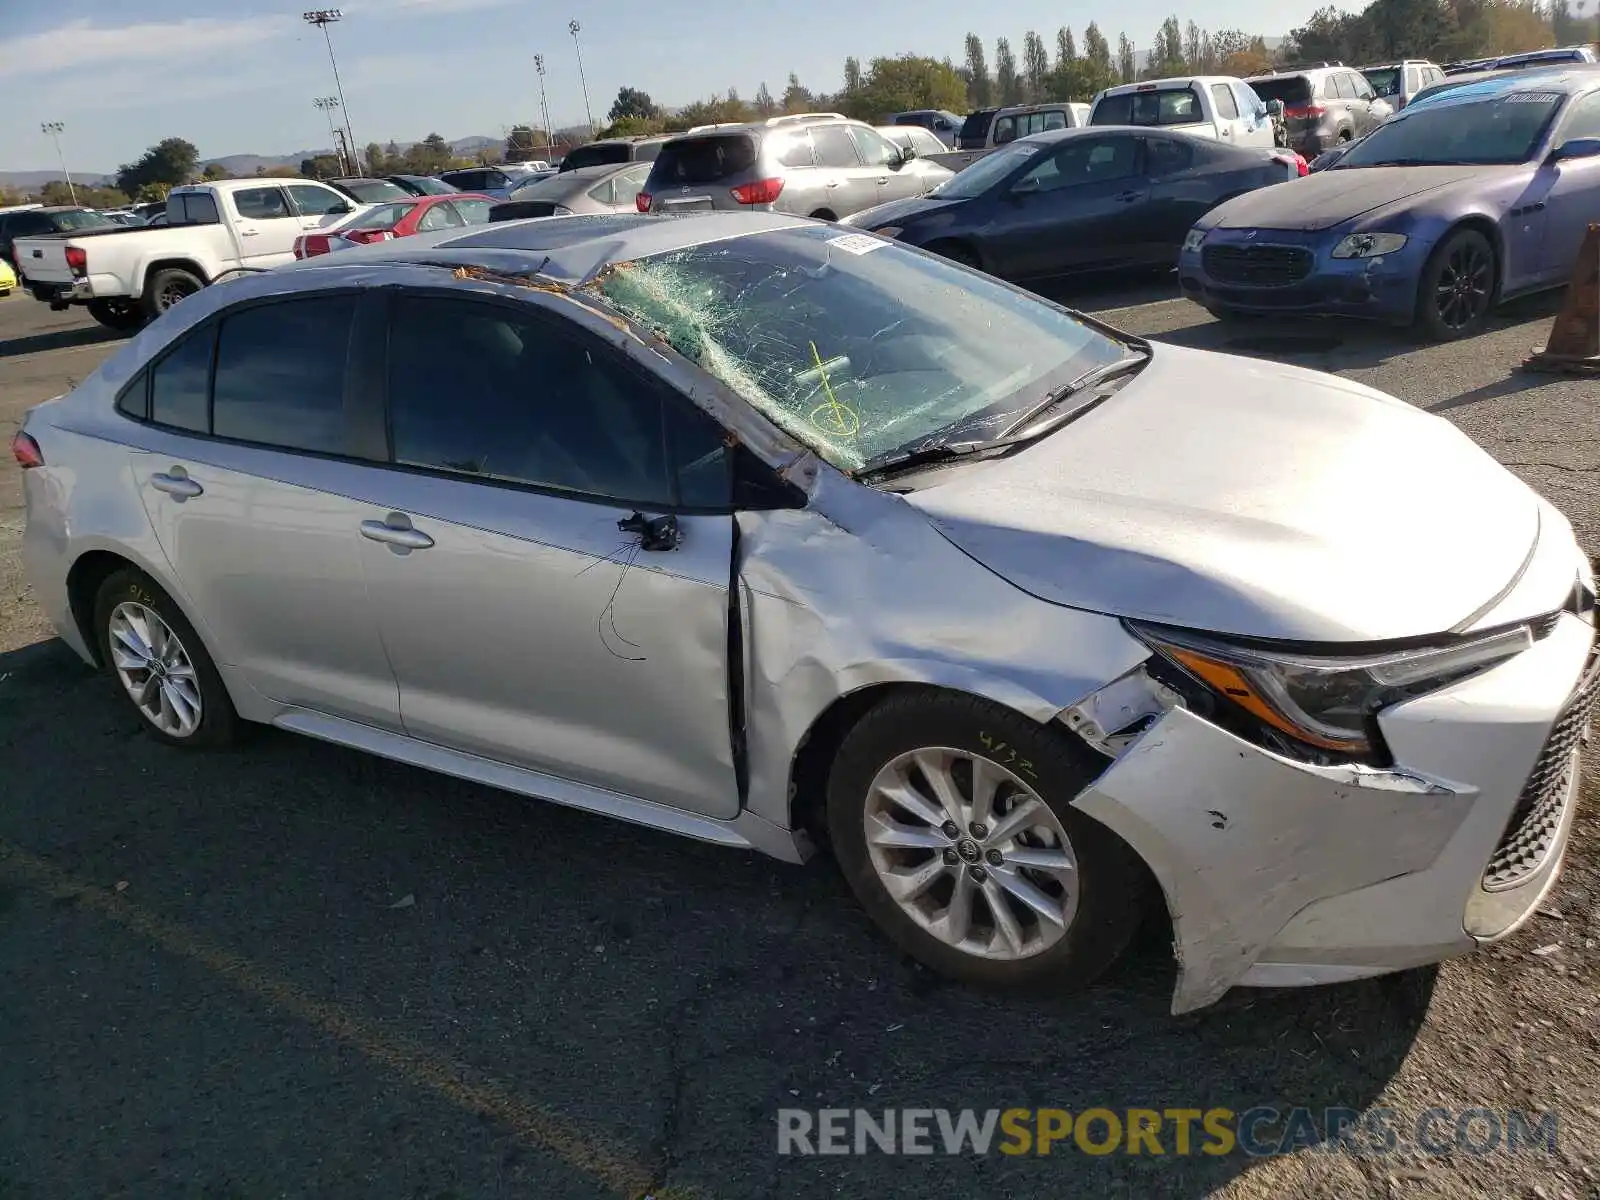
[17,213,1597,1013]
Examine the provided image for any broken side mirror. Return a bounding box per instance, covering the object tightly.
[618,510,681,551]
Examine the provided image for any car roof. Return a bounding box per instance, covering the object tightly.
[1413,64,1600,103]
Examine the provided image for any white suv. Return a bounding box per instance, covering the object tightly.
[1090,76,1276,146]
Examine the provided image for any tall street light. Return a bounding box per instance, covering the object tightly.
[313,96,346,174]
[533,54,554,155]
[568,19,595,135]
[303,10,362,172]
[40,122,77,205]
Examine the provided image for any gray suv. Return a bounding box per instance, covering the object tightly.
[639,115,934,221]
[1247,64,1390,155]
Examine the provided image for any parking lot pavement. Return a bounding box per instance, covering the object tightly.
[2,289,1598,1200]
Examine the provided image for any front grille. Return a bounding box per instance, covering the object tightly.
[1203,244,1313,287]
[1482,644,1600,890]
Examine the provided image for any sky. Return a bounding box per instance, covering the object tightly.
[0,0,1300,173]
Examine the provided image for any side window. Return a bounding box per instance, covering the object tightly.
[608,167,649,209]
[1405,67,1422,94]
[1561,92,1600,141]
[1144,136,1194,177]
[450,197,495,225]
[212,296,356,452]
[848,125,898,167]
[417,204,463,231]
[386,295,679,505]
[1352,73,1375,100]
[175,193,220,225]
[232,187,292,220]
[992,116,1018,144]
[115,369,150,420]
[1235,82,1265,118]
[1332,74,1355,100]
[286,184,346,215]
[1041,110,1068,131]
[150,326,214,433]
[487,171,511,189]
[810,125,862,168]
[1018,137,1137,192]
[586,177,617,205]
[775,132,815,168]
[1211,83,1240,119]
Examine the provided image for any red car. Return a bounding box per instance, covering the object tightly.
[293,192,495,258]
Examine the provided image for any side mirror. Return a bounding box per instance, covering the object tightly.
[1550,137,1600,163]
[898,145,917,163]
[1008,177,1040,198]
[1266,99,1286,119]
[329,202,354,214]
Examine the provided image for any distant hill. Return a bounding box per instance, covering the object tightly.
[0,169,115,189]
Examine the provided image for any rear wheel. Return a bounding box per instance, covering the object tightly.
[826,691,1147,992]
[86,299,145,332]
[1416,228,1496,342]
[141,267,204,321]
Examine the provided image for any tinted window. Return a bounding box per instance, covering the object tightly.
[849,125,898,167]
[810,125,861,168]
[1091,87,1204,126]
[959,110,996,143]
[1248,77,1313,105]
[288,184,347,215]
[212,297,354,451]
[342,180,411,204]
[1018,137,1139,191]
[232,187,291,220]
[150,327,213,432]
[562,142,633,171]
[1144,136,1194,176]
[450,197,495,224]
[1365,67,1401,98]
[1211,84,1240,119]
[8,213,52,237]
[50,210,116,232]
[650,134,760,184]
[1563,92,1600,141]
[992,115,1019,144]
[387,295,681,505]
[442,171,485,190]
[171,193,220,225]
[116,369,150,420]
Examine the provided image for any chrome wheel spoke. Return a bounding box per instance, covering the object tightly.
[982,879,1027,955]
[968,756,1001,831]
[911,749,967,825]
[986,796,1045,846]
[934,868,976,945]
[993,866,1067,927]
[876,778,945,830]
[136,673,161,708]
[1005,847,1076,876]
[108,601,203,738]
[882,857,948,902]
[867,813,949,851]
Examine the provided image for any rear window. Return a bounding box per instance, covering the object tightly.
[1364,68,1401,98]
[168,193,221,226]
[561,142,634,171]
[49,210,116,232]
[1249,76,1314,105]
[648,135,759,185]
[1091,87,1205,126]
[959,111,996,142]
[342,179,411,204]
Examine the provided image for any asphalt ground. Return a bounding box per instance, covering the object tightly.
[2,280,1598,1200]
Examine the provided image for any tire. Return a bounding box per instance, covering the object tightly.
[928,241,980,269]
[1415,227,1496,342]
[807,209,838,222]
[141,267,204,321]
[86,299,145,332]
[826,691,1147,992]
[93,567,239,749]
[0,287,10,298]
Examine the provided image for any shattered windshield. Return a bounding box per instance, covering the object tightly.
[587,225,1127,472]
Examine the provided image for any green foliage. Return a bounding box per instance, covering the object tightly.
[37,180,129,208]
[608,86,660,122]
[115,137,199,197]
[963,33,992,107]
[782,72,816,114]
[299,155,342,180]
[1146,15,1188,77]
[1021,31,1051,102]
[837,55,969,122]
[994,37,1021,105]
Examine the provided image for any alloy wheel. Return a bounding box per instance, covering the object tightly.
[108,601,203,738]
[158,279,199,311]
[1434,240,1491,332]
[862,746,1079,961]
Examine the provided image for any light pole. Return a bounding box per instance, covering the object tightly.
[303,10,362,173]
[313,96,346,174]
[40,122,77,205]
[533,54,554,156]
[568,19,595,135]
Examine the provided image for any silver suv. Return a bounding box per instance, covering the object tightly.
[639,114,935,221]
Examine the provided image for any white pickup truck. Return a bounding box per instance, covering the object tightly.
[12,178,363,330]
[1088,76,1278,146]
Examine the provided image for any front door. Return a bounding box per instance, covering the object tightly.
[850,125,922,203]
[129,292,402,729]
[986,134,1147,279]
[1538,92,1600,282]
[351,290,742,818]
[226,184,305,268]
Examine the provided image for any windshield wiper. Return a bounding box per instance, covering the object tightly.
[995,351,1150,440]
[855,439,995,482]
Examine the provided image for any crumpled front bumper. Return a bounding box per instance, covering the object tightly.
[1072,611,1595,1014]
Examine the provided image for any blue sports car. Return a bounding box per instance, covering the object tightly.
[1179,67,1600,340]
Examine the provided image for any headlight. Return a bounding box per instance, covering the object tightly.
[1331,232,1408,259]
[1130,622,1534,756]
[1182,228,1207,253]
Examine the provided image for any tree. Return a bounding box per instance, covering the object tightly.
[201,163,231,181]
[1117,32,1138,82]
[1184,21,1214,72]
[963,33,992,107]
[401,133,453,176]
[782,72,816,114]
[843,56,864,96]
[1219,34,1274,76]
[1050,26,1086,100]
[115,137,199,198]
[1020,31,1050,102]
[995,37,1022,105]
[839,55,969,123]
[506,125,539,162]
[298,154,341,179]
[754,81,778,115]
[1147,16,1187,77]
[608,86,659,123]
[1081,23,1118,95]
[363,143,392,174]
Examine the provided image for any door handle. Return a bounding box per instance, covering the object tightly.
[149,470,203,499]
[877,176,889,185]
[238,229,259,237]
[824,180,839,188]
[360,514,434,551]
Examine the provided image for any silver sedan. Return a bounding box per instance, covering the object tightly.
[15,213,1596,1013]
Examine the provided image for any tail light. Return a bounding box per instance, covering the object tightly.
[1283,104,1326,120]
[1272,151,1311,177]
[64,246,87,277]
[11,431,43,469]
[730,178,784,205]
[636,192,652,213]
[296,234,331,258]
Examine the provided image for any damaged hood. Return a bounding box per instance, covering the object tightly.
[1206,165,1498,232]
[904,343,1542,642]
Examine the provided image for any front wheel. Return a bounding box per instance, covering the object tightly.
[826,691,1147,991]
[87,299,145,332]
[1416,228,1496,342]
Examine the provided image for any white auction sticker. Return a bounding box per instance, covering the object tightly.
[825,233,888,255]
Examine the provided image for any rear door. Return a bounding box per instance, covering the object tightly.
[808,124,877,216]
[126,291,402,729]
[1136,134,1210,261]
[227,185,304,267]
[351,290,742,818]
[985,134,1147,279]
